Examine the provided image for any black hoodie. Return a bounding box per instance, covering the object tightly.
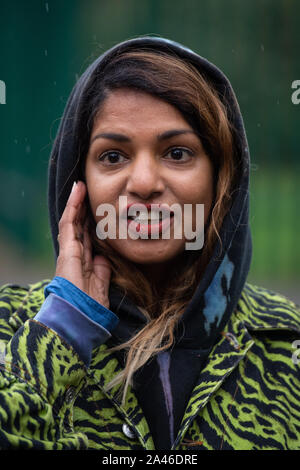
[47,36,252,449]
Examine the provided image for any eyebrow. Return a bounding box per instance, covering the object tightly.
[90,129,197,144]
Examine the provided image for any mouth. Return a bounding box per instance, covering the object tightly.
[125,204,174,237]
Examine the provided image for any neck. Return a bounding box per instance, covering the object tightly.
[138,252,188,293]
[139,264,168,290]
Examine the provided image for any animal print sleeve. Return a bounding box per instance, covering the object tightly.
[0,286,89,450]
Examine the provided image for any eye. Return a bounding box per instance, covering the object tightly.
[97,151,127,165]
[164,147,194,162]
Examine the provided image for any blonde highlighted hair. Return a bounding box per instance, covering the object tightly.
[82,49,236,404]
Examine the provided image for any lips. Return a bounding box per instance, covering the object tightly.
[124,203,174,237]
[127,204,172,222]
[121,203,173,221]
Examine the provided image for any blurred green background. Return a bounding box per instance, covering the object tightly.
[0,0,299,302]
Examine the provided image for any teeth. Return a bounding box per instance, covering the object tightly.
[127,209,173,223]
[133,217,161,224]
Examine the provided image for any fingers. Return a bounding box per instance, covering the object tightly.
[82,218,93,274]
[63,180,86,225]
[57,181,87,252]
[56,182,113,306]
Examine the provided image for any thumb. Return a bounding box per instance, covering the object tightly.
[93,255,112,286]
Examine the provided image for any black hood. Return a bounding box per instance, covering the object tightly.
[48,36,252,351]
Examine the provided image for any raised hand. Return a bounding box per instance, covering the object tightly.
[55,181,111,309]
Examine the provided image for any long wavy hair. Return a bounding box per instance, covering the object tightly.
[78,48,236,403]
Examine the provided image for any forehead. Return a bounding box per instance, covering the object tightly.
[92,88,191,132]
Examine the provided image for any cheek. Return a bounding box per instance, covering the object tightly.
[174,173,214,208]
[85,165,118,218]
[172,169,214,229]
[85,176,106,225]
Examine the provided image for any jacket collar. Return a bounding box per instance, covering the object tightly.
[172,306,254,449]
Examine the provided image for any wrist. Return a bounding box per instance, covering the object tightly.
[44,276,118,331]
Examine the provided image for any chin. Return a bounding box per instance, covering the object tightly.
[107,239,185,266]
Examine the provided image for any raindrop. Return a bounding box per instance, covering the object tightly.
[14,139,18,144]
[260,44,264,52]
[257,123,261,128]
[25,145,31,154]
[45,49,48,57]
[45,2,49,13]
[21,190,25,197]
[53,81,57,86]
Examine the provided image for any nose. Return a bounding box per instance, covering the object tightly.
[126,152,165,199]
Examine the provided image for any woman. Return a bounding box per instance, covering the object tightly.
[0,36,299,451]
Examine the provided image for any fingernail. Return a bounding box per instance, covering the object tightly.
[71,181,77,193]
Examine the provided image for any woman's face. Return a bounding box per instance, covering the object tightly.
[85,88,214,268]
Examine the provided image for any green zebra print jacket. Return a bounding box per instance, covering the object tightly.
[0,279,299,450]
